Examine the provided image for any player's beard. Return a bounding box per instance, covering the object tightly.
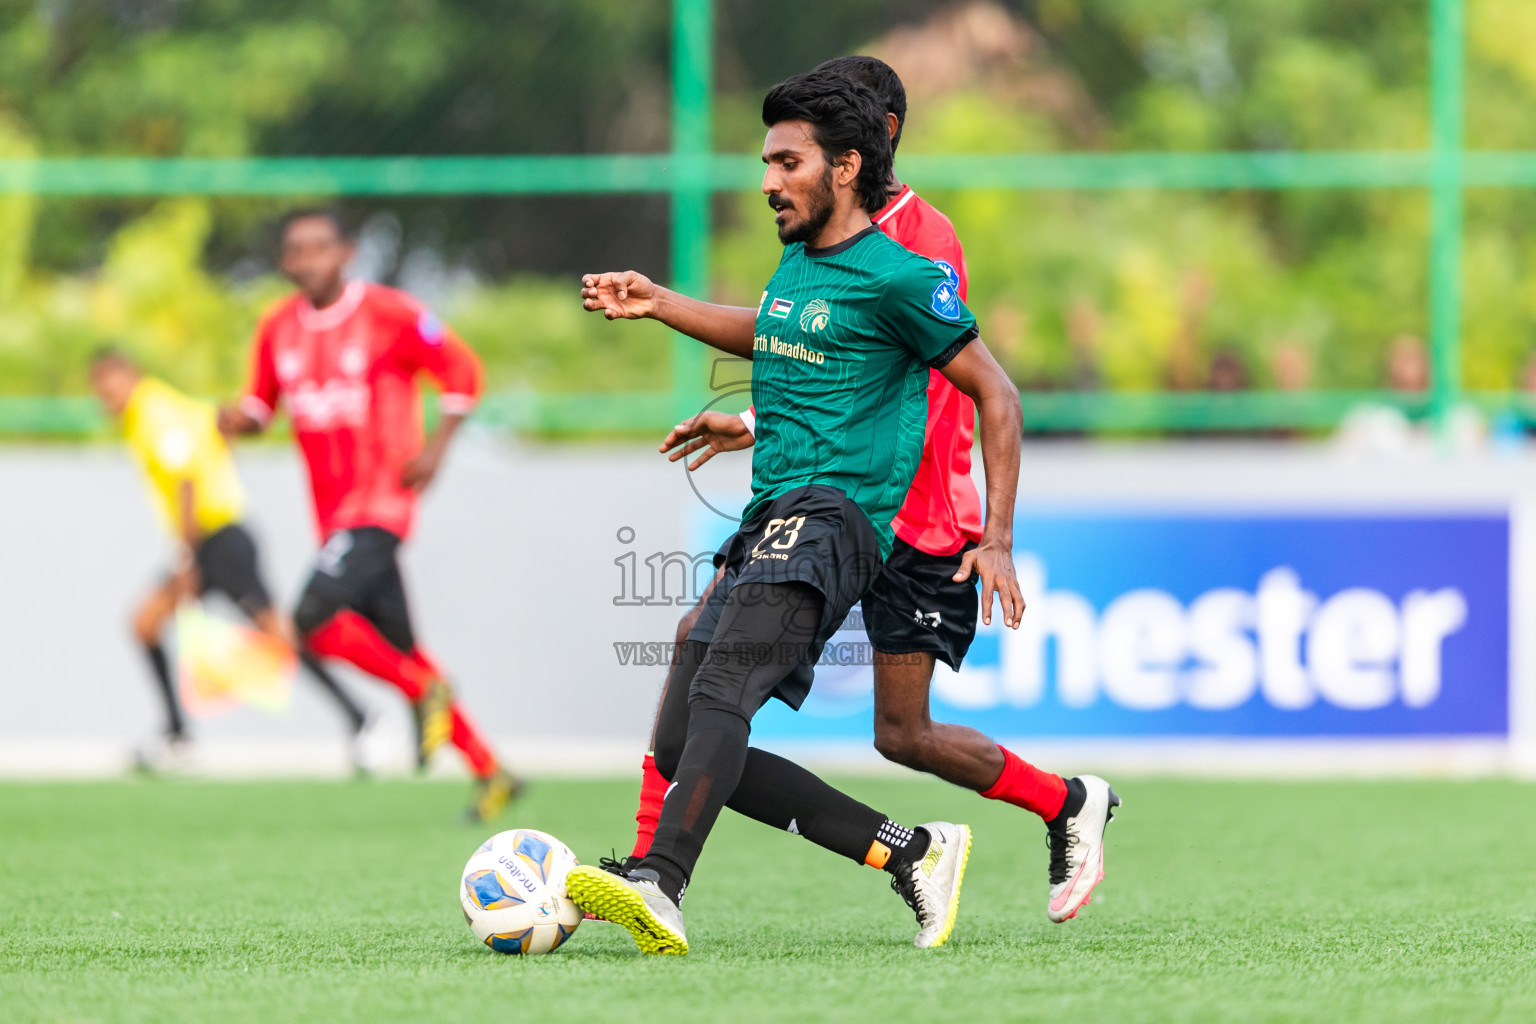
[772,166,836,245]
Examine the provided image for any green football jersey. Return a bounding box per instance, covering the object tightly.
[745,225,978,555]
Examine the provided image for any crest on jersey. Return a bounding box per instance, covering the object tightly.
[767,297,794,318]
[799,299,831,334]
[417,310,445,346]
[931,281,961,321]
[931,258,959,289]
[155,429,194,471]
[275,350,304,384]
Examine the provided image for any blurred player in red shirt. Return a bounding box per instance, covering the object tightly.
[220,209,517,822]
[599,58,1116,923]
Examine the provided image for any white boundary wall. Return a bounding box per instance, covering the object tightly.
[2,437,1533,779]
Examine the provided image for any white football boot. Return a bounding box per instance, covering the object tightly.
[348,708,390,776]
[1046,775,1120,923]
[132,734,194,776]
[890,822,972,948]
[565,864,688,955]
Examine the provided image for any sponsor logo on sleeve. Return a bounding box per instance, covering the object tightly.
[417,310,445,346]
[767,297,794,318]
[931,281,961,321]
[932,258,959,289]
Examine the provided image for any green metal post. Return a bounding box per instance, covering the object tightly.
[1429,0,1465,426]
[670,0,713,420]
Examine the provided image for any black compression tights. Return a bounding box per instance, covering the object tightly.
[641,581,890,900]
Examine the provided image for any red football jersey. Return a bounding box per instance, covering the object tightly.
[240,280,483,541]
[874,185,984,556]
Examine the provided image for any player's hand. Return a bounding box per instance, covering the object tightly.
[581,271,658,320]
[400,446,445,492]
[659,411,755,470]
[954,539,1024,629]
[217,405,259,438]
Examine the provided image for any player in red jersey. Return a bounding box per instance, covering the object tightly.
[597,57,1116,922]
[219,209,518,823]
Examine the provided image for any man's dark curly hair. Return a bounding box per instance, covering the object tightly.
[761,70,894,216]
[812,55,907,153]
[278,206,353,242]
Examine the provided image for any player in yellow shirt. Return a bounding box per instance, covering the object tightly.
[89,349,375,772]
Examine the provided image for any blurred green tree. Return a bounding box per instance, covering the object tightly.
[0,0,1533,408]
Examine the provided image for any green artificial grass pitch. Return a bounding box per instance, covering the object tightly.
[1,778,1533,1023]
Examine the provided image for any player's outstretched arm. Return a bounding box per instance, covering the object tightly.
[581,270,757,359]
[658,411,756,470]
[936,339,1025,629]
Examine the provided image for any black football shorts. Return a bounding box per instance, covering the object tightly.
[687,484,882,710]
[861,536,980,670]
[294,526,418,652]
[191,522,273,619]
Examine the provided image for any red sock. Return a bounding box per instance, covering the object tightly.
[980,746,1069,821]
[631,753,668,859]
[308,619,498,778]
[450,704,498,779]
[407,647,444,680]
[306,613,431,700]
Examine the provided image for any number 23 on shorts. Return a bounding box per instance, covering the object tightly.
[751,516,805,558]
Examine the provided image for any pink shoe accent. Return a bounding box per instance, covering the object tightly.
[1051,848,1106,923]
[1050,856,1092,916]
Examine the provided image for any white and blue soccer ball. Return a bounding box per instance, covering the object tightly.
[459,829,583,955]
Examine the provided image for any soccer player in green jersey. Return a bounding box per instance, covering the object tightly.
[566,71,1024,955]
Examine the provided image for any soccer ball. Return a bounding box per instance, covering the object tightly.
[459,829,583,955]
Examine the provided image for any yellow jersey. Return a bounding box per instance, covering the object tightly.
[122,377,244,539]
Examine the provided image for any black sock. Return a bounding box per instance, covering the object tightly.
[143,643,185,739]
[1047,777,1087,829]
[300,652,367,732]
[641,705,750,905]
[727,747,890,865]
[874,820,931,874]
